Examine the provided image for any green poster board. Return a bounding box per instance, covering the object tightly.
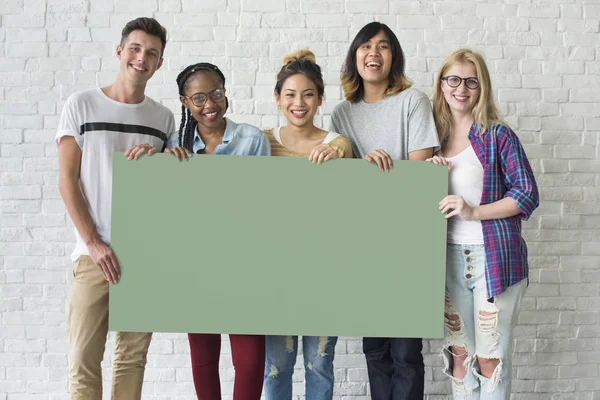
[109,154,447,338]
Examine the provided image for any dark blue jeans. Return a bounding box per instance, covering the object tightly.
[363,337,424,400]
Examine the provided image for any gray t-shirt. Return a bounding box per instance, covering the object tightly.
[330,88,439,159]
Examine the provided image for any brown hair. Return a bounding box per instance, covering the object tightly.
[341,22,411,103]
[120,17,168,57]
[433,48,504,154]
[275,49,324,98]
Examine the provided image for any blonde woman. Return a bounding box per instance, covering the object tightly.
[428,49,539,399]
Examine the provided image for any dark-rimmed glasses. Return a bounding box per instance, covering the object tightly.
[441,76,479,90]
[183,88,225,107]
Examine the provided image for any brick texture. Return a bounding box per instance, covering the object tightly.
[0,0,599,399]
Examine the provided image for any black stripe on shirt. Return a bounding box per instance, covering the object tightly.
[79,122,168,143]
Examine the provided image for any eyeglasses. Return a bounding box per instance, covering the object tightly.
[184,88,225,107]
[441,76,480,90]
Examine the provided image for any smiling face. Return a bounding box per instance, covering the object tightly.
[275,73,322,130]
[117,30,163,85]
[355,30,393,88]
[180,71,227,131]
[441,62,481,117]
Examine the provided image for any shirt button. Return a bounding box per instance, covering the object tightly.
[467,265,474,271]
[466,274,472,279]
[464,250,471,255]
[466,257,472,262]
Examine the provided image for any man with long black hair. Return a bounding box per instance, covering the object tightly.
[331,22,439,400]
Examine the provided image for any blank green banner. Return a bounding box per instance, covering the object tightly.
[109,154,448,338]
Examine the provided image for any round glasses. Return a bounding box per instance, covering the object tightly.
[184,88,225,107]
[441,75,480,90]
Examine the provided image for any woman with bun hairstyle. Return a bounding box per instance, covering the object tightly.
[262,49,351,400]
[428,49,538,399]
[264,49,352,162]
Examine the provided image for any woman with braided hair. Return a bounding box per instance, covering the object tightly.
[262,49,351,400]
[132,62,269,399]
[128,62,269,160]
[170,62,270,158]
[176,63,269,400]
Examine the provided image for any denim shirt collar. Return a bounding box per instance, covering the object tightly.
[193,117,237,151]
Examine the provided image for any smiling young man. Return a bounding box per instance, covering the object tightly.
[330,22,439,400]
[56,17,174,400]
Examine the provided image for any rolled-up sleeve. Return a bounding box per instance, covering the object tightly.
[499,126,539,220]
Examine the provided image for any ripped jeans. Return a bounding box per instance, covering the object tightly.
[443,244,525,400]
[264,335,337,400]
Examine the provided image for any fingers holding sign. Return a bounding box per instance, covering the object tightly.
[439,195,475,221]
[309,144,341,165]
[425,155,452,169]
[165,146,192,161]
[365,149,393,172]
[124,144,157,160]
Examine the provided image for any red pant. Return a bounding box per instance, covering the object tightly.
[188,333,265,400]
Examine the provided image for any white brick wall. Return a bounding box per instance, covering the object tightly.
[0,0,599,399]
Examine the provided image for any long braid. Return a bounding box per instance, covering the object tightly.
[176,64,199,149]
[189,119,197,152]
[177,104,186,148]
[184,110,196,152]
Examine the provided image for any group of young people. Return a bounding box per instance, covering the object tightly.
[57,16,539,400]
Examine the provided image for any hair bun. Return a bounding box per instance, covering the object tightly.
[283,49,316,66]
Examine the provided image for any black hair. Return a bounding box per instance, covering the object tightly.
[175,63,228,151]
[341,22,411,102]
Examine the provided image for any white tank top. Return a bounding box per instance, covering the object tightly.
[445,145,484,244]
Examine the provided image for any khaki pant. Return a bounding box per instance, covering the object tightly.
[68,255,152,400]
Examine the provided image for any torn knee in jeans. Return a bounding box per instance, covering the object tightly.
[478,303,500,350]
[451,377,473,399]
[475,356,503,393]
[317,336,328,357]
[305,338,332,373]
[478,308,498,333]
[441,346,472,375]
[442,344,478,398]
[445,313,462,332]
[444,294,467,345]
[443,352,477,399]
[267,365,278,377]
[285,336,294,353]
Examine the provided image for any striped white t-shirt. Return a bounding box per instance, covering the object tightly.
[55,88,176,261]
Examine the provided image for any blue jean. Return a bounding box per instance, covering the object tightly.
[362,337,424,400]
[264,335,337,400]
[443,244,525,399]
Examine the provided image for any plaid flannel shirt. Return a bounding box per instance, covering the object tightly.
[468,123,539,299]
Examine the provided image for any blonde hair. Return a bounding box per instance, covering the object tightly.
[275,49,324,97]
[283,49,316,65]
[433,48,504,154]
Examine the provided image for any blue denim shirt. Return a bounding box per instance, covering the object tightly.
[167,117,270,156]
